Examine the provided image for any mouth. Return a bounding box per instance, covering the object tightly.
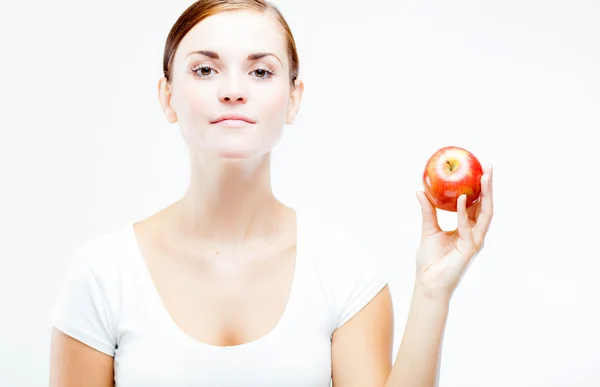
[210,115,256,124]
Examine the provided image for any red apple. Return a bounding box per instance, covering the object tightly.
[422,146,483,212]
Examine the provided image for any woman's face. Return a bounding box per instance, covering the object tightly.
[159,10,303,160]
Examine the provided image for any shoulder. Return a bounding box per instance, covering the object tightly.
[50,223,136,355]
[299,211,386,276]
[72,222,137,277]
[298,211,389,329]
[54,222,137,316]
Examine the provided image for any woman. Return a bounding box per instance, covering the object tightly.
[49,0,494,386]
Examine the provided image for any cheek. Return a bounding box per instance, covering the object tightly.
[171,83,215,146]
[173,82,213,120]
[259,84,290,122]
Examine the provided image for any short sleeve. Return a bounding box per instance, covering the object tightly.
[333,242,389,329]
[49,250,117,356]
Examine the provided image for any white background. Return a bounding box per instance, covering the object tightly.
[1,0,599,386]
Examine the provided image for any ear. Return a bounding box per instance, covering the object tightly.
[158,77,178,124]
[285,78,304,125]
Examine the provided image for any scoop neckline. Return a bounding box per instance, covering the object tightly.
[125,209,302,353]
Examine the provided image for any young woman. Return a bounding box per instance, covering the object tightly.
[49,1,494,386]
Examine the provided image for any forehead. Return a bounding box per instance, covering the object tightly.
[176,10,288,62]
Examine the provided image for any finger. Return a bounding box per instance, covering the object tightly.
[416,191,441,239]
[466,196,480,223]
[457,194,474,247]
[473,165,494,246]
[467,164,490,222]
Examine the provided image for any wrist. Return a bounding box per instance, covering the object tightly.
[404,285,451,334]
[412,283,453,307]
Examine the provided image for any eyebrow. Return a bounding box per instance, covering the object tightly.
[185,50,283,65]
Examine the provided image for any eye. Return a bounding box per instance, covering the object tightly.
[251,65,276,80]
[191,63,217,79]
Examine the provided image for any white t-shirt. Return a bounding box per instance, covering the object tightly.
[49,211,388,386]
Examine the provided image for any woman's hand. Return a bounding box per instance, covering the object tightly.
[413,165,494,303]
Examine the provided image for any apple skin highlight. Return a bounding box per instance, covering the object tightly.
[422,146,484,212]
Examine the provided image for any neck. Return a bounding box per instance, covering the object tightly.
[172,151,285,244]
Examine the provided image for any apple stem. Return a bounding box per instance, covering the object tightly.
[446,160,454,172]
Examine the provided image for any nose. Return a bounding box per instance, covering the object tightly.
[218,78,247,104]
[219,94,246,104]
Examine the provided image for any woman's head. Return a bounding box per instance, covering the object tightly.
[158,0,304,160]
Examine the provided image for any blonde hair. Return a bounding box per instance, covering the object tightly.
[162,0,299,86]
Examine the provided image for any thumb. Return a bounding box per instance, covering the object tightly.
[416,191,441,239]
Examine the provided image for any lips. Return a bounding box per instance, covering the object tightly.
[210,114,255,124]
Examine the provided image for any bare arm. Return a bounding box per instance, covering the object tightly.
[331,285,448,387]
[49,328,114,387]
[384,288,449,387]
[332,167,494,386]
[331,285,394,387]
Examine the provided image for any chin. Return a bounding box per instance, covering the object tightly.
[212,140,278,160]
[211,146,268,161]
[216,150,253,159]
[189,135,280,162]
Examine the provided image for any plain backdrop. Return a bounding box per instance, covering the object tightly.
[1,0,599,386]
